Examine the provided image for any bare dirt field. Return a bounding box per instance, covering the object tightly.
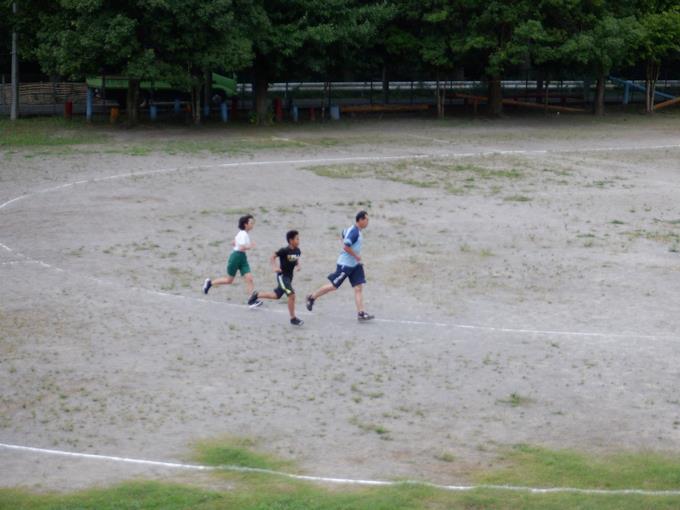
[1,114,680,491]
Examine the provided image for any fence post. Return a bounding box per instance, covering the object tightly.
[149,104,158,121]
[174,98,181,115]
[220,102,228,122]
[623,82,630,104]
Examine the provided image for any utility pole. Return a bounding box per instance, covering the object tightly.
[10,1,19,120]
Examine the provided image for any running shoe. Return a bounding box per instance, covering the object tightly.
[290,317,304,326]
[202,278,212,294]
[247,292,262,308]
[305,295,315,311]
[357,311,375,321]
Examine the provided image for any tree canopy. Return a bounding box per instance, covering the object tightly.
[4,0,680,119]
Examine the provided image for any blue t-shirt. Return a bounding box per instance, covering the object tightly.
[337,225,362,267]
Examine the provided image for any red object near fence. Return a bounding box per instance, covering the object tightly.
[64,101,73,119]
[274,97,283,122]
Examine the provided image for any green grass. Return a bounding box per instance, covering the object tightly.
[0,117,108,147]
[477,444,680,491]
[305,158,527,196]
[3,443,680,509]
[193,437,290,471]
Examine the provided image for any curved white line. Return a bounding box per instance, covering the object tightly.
[2,443,679,496]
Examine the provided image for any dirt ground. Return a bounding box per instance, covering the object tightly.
[1,115,680,491]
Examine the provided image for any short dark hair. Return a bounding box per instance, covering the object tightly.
[356,210,368,222]
[286,230,299,243]
[238,214,254,230]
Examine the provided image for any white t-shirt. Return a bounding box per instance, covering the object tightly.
[234,230,250,251]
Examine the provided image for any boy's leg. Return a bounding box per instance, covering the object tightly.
[257,291,279,300]
[212,275,235,286]
[287,293,296,319]
[243,273,255,296]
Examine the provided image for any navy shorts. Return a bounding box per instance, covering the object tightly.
[327,264,366,288]
[274,273,295,298]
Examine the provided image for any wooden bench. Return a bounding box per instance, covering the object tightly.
[341,103,430,114]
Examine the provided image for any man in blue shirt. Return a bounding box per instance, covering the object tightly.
[306,211,374,321]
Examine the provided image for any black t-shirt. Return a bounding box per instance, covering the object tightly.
[276,246,301,277]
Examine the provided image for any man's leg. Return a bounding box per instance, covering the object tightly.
[354,284,364,313]
[312,283,336,300]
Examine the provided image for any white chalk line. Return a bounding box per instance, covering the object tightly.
[0,247,672,340]
[3,141,680,212]
[2,443,680,496]
[1,149,678,341]
[2,147,679,497]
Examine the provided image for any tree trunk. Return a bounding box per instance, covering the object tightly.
[645,61,660,114]
[382,64,389,104]
[593,73,605,116]
[191,84,202,125]
[536,72,544,104]
[126,78,139,126]
[252,56,270,125]
[204,68,212,118]
[488,76,502,116]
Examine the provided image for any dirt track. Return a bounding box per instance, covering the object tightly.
[1,116,680,491]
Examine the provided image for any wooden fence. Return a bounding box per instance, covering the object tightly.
[0,82,88,105]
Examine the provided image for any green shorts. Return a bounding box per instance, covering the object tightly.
[226,250,251,277]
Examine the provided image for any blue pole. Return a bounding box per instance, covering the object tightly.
[203,104,210,118]
[220,102,228,122]
[150,104,157,121]
[174,99,181,115]
[623,83,630,104]
[291,105,299,122]
[86,88,93,121]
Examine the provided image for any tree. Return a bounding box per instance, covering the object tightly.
[456,0,534,115]
[636,4,680,113]
[555,0,640,116]
[144,0,252,124]
[235,0,389,124]
[419,1,462,117]
[34,1,155,124]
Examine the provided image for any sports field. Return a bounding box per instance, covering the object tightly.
[1,114,680,506]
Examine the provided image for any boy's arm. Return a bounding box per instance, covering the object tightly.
[271,252,282,272]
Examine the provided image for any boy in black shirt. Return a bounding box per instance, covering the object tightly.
[248,230,304,325]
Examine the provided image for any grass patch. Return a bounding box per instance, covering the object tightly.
[503,194,532,202]
[193,437,289,471]
[304,157,527,196]
[0,117,108,147]
[4,444,680,509]
[478,444,680,491]
[497,392,533,407]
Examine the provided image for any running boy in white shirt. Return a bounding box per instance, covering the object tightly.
[203,214,262,307]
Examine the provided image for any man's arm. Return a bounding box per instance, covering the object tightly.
[343,244,361,263]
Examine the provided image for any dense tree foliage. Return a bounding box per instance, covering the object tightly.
[3,0,680,119]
